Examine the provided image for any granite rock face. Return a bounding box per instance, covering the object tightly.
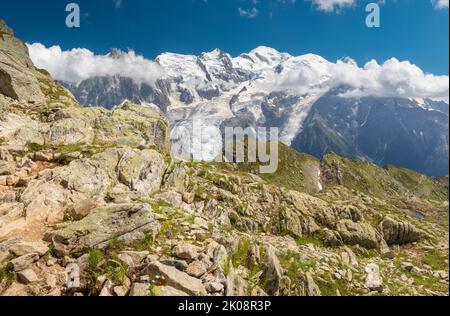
[0,19,45,104]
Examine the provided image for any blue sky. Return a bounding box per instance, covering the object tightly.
[1,0,449,74]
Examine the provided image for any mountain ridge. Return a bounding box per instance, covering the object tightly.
[55,47,450,176]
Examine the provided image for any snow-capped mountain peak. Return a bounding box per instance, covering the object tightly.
[233,46,291,72]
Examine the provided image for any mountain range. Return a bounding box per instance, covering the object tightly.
[61,47,449,176]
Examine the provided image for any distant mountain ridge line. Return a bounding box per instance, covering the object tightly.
[26,44,448,177]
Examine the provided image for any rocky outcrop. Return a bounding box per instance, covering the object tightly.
[380,216,426,245]
[225,262,248,296]
[0,19,45,104]
[334,220,383,249]
[365,263,383,292]
[303,272,321,296]
[20,147,166,224]
[263,247,283,296]
[48,203,155,253]
[143,261,207,296]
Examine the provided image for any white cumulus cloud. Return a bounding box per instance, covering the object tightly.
[331,58,449,100]
[27,43,164,85]
[306,0,356,12]
[256,55,449,101]
[432,0,449,9]
[27,43,449,102]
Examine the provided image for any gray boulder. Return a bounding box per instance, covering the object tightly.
[380,216,425,245]
[143,261,207,296]
[263,247,283,296]
[49,203,154,253]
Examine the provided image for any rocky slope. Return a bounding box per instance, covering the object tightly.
[57,48,450,176]
[1,19,449,297]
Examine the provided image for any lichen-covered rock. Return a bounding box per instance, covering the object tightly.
[213,244,229,274]
[49,118,95,146]
[225,261,248,296]
[0,19,45,104]
[20,147,166,224]
[303,272,321,296]
[365,263,383,291]
[0,112,46,151]
[20,182,71,223]
[143,261,207,296]
[380,216,426,245]
[57,148,122,196]
[263,247,283,296]
[334,220,382,249]
[95,102,169,150]
[49,203,155,253]
[117,148,166,195]
[314,205,363,227]
[277,207,307,238]
[129,283,151,296]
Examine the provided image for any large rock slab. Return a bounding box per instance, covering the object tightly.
[335,220,382,249]
[143,261,207,296]
[11,253,39,272]
[21,147,166,224]
[380,216,425,245]
[0,113,46,151]
[49,203,154,253]
[49,118,95,146]
[9,241,49,257]
[117,148,166,195]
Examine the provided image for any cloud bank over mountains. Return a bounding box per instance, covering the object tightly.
[27,43,449,102]
[325,58,449,100]
[27,43,164,85]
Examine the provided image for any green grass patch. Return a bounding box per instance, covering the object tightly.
[26,142,49,153]
[422,249,449,271]
[0,263,15,287]
[88,250,104,270]
[295,233,325,247]
[278,251,316,284]
[315,273,357,296]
